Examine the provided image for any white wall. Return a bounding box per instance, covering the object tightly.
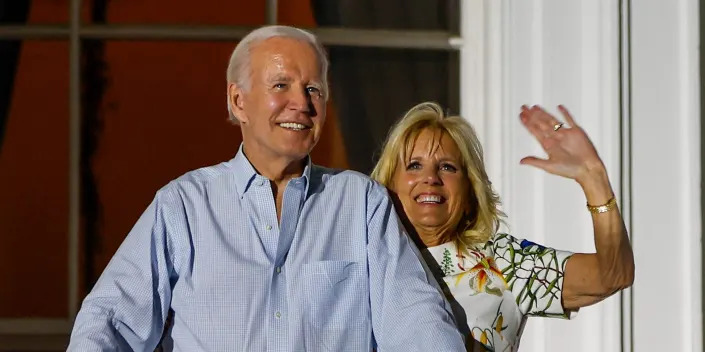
[461,0,700,351]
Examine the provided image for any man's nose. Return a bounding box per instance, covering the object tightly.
[289,86,311,113]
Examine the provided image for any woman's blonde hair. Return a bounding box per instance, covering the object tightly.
[371,102,504,246]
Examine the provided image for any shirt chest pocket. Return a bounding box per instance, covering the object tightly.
[296,260,369,330]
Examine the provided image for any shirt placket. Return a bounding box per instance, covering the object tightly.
[267,177,305,352]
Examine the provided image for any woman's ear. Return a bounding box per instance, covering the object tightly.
[228,83,247,124]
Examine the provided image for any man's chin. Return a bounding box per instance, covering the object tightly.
[280,142,316,158]
[277,149,312,163]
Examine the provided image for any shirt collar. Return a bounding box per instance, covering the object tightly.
[229,144,312,197]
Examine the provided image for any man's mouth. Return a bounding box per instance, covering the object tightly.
[278,122,309,131]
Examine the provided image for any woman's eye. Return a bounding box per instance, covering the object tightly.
[440,163,457,172]
[406,162,421,170]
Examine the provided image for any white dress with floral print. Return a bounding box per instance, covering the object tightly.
[425,233,574,352]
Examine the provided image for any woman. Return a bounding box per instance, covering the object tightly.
[371,102,634,351]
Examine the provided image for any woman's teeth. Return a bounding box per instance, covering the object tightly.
[416,195,442,203]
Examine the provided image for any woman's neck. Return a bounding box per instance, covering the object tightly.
[413,227,454,248]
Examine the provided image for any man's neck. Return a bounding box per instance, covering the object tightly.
[242,145,306,185]
[242,144,307,223]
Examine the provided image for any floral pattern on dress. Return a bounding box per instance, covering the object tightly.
[426,233,574,352]
[492,233,572,317]
[470,300,509,350]
[463,251,507,296]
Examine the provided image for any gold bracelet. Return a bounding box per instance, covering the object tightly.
[586,196,618,214]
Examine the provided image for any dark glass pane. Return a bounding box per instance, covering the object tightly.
[311,0,459,32]
[0,40,69,317]
[327,46,459,173]
[7,1,93,24]
[105,0,266,26]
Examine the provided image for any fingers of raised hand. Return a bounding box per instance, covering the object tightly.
[520,105,567,140]
[519,105,546,139]
[519,156,552,172]
[557,105,579,128]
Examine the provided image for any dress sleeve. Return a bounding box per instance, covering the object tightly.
[491,233,575,318]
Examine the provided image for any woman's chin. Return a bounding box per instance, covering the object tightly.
[409,215,450,229]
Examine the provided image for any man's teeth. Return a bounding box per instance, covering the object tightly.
[279,122,307,130]
[416,195,442,203]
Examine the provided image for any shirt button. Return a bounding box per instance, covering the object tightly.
[265,225,272,231]
[275,266,281,273]
[275,312,281,319]
[258,180,265,186]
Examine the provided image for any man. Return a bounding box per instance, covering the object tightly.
[68,25,464,351]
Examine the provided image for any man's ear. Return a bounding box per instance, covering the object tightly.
[228,83,248,124]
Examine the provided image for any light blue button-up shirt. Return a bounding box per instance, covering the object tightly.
[68,146,464,351]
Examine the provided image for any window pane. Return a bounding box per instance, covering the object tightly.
[0,40,69,317]
[10,1,93,24]
[277,0,320,28]
[309,0,459,32]
[89,41,238,277]
[6,1,261,26]
[327,47,459,173]
[105,0,266,26]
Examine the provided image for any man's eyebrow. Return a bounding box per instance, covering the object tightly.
[268,74,292,82]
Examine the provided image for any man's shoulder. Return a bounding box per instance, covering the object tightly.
[157,161,233,197]
[311,165,389,197]
[312,165,382,187]
[312,164,363,179]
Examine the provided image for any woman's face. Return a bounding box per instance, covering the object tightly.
[391,128,471,238]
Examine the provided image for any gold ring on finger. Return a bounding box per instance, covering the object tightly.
[553,122,564,131]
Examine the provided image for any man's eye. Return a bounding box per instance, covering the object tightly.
[274,83,287,89]
[306,86,321,96]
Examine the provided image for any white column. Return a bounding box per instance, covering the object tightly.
[630,0,702,350]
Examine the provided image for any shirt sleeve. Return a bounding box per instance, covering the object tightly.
[491,233,574,318]
[67,189,180,351]
[365,184,465,351]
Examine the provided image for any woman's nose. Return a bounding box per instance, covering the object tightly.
[422,170,442,185]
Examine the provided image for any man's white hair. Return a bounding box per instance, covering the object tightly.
[226,25,329,124]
